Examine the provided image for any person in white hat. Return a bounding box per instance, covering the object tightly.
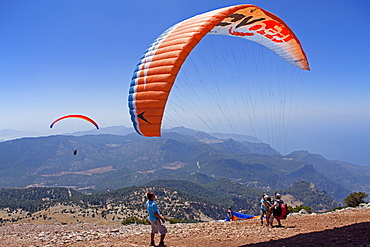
[260,194,273,226]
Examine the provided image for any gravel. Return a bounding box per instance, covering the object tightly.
[0,207,369,246]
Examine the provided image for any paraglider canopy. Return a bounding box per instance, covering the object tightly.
[128,4,309,137]
[50,114,99,129]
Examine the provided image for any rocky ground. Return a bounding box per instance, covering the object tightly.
[0,207,369,247]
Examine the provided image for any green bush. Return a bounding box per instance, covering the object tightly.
[288,205,312,214]
[169,218,186,224]
[344,192,368,208]
[121,217,150,225]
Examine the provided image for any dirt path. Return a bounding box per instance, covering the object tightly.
[0,207,369,246]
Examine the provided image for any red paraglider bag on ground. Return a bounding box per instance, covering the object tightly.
[275,203,288,220]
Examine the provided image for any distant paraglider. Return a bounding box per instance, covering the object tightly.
[128,4,309,137]
[50,114,99,156]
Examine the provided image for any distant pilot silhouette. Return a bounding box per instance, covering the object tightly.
[73,150,77,155]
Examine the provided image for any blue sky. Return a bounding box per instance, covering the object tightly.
[0,0,369,166]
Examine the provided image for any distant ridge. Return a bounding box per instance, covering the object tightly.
[69,126,134,136]
[0,129,46,142]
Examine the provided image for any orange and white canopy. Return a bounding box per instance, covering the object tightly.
[128,4,309,137]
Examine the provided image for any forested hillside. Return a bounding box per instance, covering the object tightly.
[0,178,340,226]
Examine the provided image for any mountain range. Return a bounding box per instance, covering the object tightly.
[0,126,369,203]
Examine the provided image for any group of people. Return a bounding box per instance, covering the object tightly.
[145,191,285,246]
[260,193,284,227]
